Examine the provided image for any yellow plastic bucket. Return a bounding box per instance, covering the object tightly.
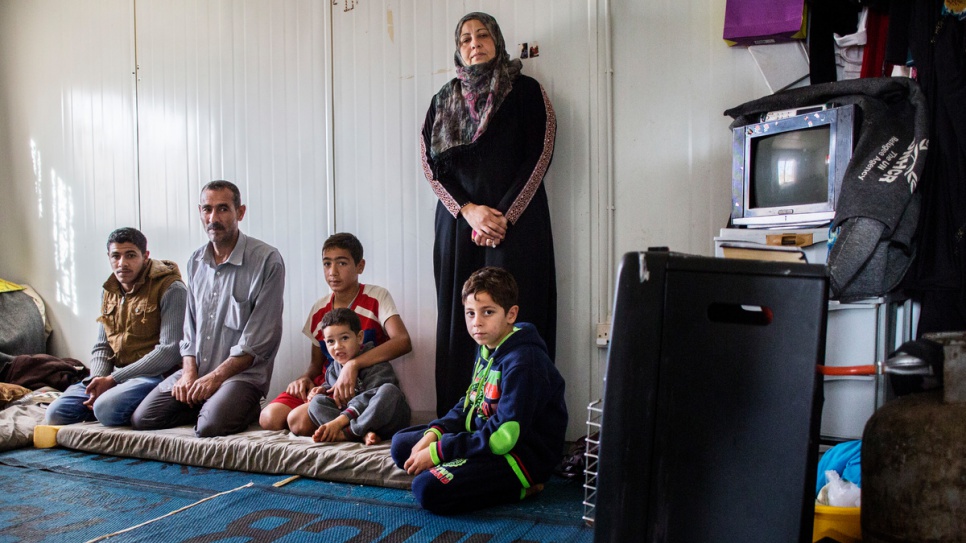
[813,505,861,543]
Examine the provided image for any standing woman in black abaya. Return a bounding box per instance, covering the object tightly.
[420,12,557,416]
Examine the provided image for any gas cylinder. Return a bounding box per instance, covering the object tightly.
[862,332,966,543]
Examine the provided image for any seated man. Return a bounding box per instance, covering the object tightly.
[307,308,411,445]
[46,227,186,426]
[131,180,285,437]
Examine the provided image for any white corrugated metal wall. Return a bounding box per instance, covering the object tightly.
[0,0,335,411]
[0,0,768,438]
[0,0,603,432]
[0,0,140,358]
[328,0,603,427]
[132,0,333,406]
[610,1,771,259]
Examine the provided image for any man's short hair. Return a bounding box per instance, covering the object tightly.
[461,267,518,312]
[106,227,148,254]
[201,180,242,209]
[320,307,362,334]
[322,233,364,264]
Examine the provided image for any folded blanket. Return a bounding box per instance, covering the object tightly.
[0,354,88,391]
[0,289,46,367]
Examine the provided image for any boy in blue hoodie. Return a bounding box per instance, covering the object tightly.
[390,267,568,514]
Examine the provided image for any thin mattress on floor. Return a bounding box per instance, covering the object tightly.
[55,422,414,489]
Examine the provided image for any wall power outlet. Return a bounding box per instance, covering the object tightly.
[596,323,610,348]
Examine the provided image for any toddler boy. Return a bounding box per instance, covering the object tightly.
[308,308,410,444]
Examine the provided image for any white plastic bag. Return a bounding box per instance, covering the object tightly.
[817,469,862,508]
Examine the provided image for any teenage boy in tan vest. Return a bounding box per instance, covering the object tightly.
[45,227,187,426]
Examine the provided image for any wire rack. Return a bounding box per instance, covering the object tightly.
[582,399,602,526]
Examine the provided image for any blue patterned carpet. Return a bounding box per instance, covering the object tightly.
[0,448,593,543]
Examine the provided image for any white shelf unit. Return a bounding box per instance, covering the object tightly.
[821,296,918,441]
[713,227,831,265]
[712,227,920,441]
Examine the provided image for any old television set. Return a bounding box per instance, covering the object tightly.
[731,103,856,229]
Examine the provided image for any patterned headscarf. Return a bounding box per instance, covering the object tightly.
[429,12,523,158]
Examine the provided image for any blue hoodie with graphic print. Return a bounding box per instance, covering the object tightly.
[426,322,568,485]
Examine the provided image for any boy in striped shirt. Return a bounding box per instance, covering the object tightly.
[258,232,412,435]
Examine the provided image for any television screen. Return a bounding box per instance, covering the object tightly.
[731,103,854,229]
[750,125,831,209]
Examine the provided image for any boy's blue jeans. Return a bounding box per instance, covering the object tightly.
[45,375,163,427]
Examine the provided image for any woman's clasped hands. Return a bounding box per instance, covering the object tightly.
[461,203,507,248]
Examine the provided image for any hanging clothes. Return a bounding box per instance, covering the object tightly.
[894,1,966,333]
[835,7,869,80]
[859,6,892,78]
[809,0,862,83]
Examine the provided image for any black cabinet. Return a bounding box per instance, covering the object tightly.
[594,250,827,543]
